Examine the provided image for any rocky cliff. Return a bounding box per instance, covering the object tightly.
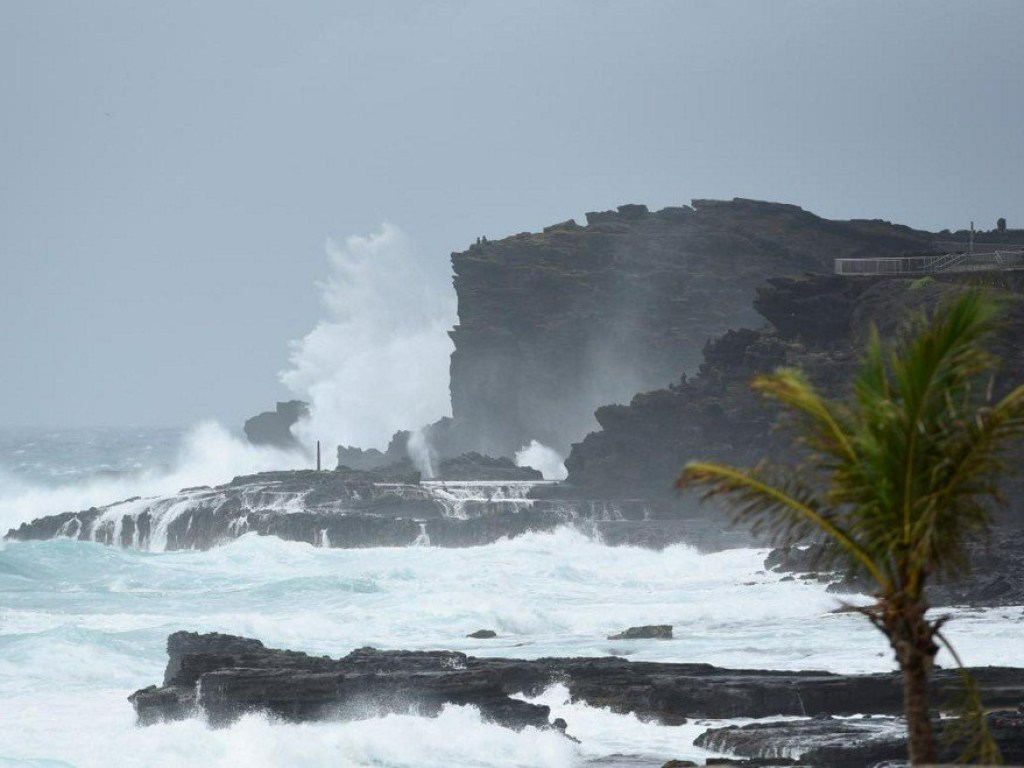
[561,271,1024,500]
[447,199,934,457]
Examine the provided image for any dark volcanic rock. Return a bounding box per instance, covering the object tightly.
[5,469,705,551]
[695,717,907,767]
[335,429,413,471]
[132,632,551,731]
[448,199,934,457]
[695,709,1024,767]
[562,270,1024,514]
[467,629,498,639]
[437,453,542,481]
[766,528,1024,608]
[133,632,1024,745]
[608,625,673,640]
[337,438,544,480]
[243,401,309,449]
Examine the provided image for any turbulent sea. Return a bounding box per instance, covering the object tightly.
[1,427,1021,767]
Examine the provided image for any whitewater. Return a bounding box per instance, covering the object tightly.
[1,428,1022,767]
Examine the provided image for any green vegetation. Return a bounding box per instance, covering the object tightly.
[677,290,1024,765]
[908,276,934,291]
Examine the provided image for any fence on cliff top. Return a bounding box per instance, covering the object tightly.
[834,249,1024,276]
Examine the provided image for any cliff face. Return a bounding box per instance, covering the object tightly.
[448,199,933,456]
[562,271,1024,505]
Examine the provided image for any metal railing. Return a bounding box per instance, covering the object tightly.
[835,250,1024,276]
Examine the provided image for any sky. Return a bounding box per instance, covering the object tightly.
[2,0,1022,428]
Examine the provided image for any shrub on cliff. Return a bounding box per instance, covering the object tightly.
[677,290,1024,765]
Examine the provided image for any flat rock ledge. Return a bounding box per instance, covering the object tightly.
[133,631,1024,766]
[695,710,1024,767]
[131,632,551,731]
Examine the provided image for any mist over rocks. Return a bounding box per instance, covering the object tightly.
[445,199,934,457]
[17,202,1024,580]
[561,270,1024,502]
[243,198,938,469]
[558,268,1024,604]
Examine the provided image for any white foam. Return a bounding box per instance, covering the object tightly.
[3,528,1022,766]
[515,440,569,481]
[281,224,456,452]
[0,422,308,534]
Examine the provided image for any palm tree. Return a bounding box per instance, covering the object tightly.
[677,290,1024,765]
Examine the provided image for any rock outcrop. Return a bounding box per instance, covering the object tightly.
[435,452,542,481]
[6,467,721,552]
[766,528,1024,608]
[131,631,552,731]
[133,631,1024,765]
[607,625,673,640]
[695,710,1024,767]
[562,271,1024,502]
[448,200,934,457]
[243,400,309,449]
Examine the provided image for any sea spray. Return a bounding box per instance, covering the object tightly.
[0,422,306,533]
[515,440,568,480]
[407,427,437,478]
[281,224,456,452]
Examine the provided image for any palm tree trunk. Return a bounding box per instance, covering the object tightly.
[889,599,939,765]
[901,645,935,765]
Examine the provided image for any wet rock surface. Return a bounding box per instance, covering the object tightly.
[133,631,1024,750]
[131,632,552,731]
[766,528,1024,608]
[562,271,1024,503]
[695,710,1024,767]
[448,199,934,457]
[4,469,713,551]
[243,400,309,449]
[608,625,673,640]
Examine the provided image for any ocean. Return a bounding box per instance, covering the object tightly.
[1,426,1020,767]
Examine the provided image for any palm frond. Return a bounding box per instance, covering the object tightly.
[677,460,887,587]
[750,369,857,465]
[910,382,1024,580]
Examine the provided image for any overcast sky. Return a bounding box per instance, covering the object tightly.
[2,1,1022,428]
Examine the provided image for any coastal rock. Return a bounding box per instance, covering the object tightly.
[243,401,309,449]
[132,632,551,731]
[437,453,542,481]
[467,629,498,639]
[133,632,1024,742]
[336,442,543,481]
[561,270,1024,513]
[608,625,673,640]
[695,717,906,767]
[4,469,701,551]
[448,199,934,457]
[695,710,1024,767]
[766,529,1024,608]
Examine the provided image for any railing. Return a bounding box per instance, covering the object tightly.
[834,253,966,275]
[835,250,1024,276]
[952,250,1024,271]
